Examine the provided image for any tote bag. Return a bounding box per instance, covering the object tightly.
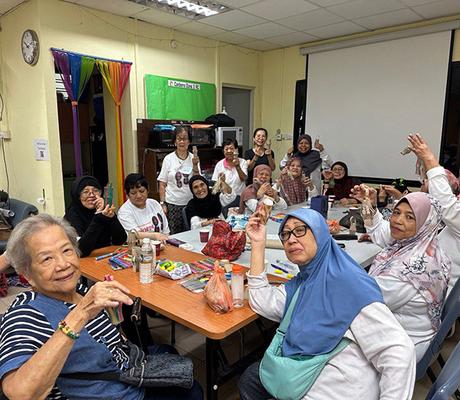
[259,288,349,400]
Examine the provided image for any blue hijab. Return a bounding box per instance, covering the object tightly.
[279,208,383,356]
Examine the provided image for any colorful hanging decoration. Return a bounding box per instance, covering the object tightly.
[51,50,95,177]
[96,60,132,204]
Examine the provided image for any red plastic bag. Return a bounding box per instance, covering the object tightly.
[202,220,246,261]
[204,264,233,313]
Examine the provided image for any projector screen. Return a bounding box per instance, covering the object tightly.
[306,31,451,181]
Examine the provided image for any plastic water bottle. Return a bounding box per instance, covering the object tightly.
[139,238,153,284]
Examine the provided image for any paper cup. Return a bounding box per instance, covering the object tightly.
[150,240,161,257]
[199,229,210,243]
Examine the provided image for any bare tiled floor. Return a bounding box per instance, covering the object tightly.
[1,289,458,400]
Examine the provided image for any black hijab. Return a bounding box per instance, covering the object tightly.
[64,175,102,236]
[293,134,322,176]
[186,175,222,222]
[329,161,356,200]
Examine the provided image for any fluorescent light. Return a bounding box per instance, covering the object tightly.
[129,0,229,19]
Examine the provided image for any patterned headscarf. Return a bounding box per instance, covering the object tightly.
[369,192,451,330]
[238,165,272,213]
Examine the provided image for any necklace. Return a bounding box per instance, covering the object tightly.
[175,150,188,161]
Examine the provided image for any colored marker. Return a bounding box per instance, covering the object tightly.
[96,252,116,261]
[271,264,289,274]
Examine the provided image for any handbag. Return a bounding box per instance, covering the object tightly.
[259,288,350,400]
[202,220,246,261]
[60,340,194,389]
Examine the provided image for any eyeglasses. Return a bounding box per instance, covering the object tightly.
[80,188,101,198]
[176,136,189,142]
[279,225,309,242]
[332,167,345,172]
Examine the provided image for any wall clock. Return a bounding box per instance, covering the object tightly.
[21,29,39,66]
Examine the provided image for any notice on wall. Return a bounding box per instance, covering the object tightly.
[34,139,49,161]
[145,74,216,121]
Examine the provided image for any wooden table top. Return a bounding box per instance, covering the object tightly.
[79,245,262,340]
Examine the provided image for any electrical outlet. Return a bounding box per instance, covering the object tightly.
[0,130,11,140]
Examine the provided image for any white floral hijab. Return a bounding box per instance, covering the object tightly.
[369,192,451,330]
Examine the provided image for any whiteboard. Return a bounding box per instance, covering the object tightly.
[306,31,451,180]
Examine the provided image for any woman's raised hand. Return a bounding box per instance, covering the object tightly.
[407,133,439,170]
[382,185,404,200]
[75,280,133,322]
[257,182,270,198]
[94,197,105,213]
[246,215,266,245]
[101,204,116,218]
[350,184,377,204]
[314,138,324,152]
[322,170,333,180]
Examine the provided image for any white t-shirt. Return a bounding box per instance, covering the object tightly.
[118,198,170,234]
[158,152,201,206]
[211,158,248,196]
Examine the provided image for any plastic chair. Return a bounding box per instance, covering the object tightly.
[416,278,460,381]
[426,340,460,400]
[0,198,38,253]
[182,206,190,231]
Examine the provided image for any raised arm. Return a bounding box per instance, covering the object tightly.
[245,216,287,321]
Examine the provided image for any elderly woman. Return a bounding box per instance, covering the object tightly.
[408,133,460,294]
[277,157,318,206]
[323,161,360,205]
[353,186,450,361]
[244,128,275,185]
[118,173,169,240]
[212,138,248,212]
[158,126,201,234]
[238,208,415,400]
[185,175,223,230]
[280,135,332,193]
[0,214,202,400]
[238,165,287,214]
[64,175,126,257]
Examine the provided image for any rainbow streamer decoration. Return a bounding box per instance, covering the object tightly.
[97,60,132,204]
[52,49,95,177]
[51,49,132,205]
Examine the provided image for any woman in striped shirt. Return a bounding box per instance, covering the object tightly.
[0,214,202,400]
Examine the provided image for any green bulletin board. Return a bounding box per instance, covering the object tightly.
[145,74,216,120]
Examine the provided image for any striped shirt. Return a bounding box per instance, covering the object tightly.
[0,284,130,400]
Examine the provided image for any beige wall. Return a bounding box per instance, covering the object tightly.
[0,0,261,215]
[260,46,305,178]
[453,30,460,62]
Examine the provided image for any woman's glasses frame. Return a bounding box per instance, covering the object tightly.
[279,224,310,242]
[80,188,101,199]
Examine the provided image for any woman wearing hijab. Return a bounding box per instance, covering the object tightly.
[280,135,332,192]
[238,208,415,400]
[64,176,126,257]
[356,187,450,361]
[239,165,287,214]
[324,161,360,205]
[185,175,223,230]
[277,157,318,206]
[406,133,460,295]
[65,176,156,347]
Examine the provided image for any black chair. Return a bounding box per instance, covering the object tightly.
[181,206,190,231]
[0,199,38,253]
[416,278,460,382]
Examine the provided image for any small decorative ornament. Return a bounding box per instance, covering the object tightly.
[21,29,39,66]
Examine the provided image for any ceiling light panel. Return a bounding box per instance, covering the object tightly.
[129,0,230,19]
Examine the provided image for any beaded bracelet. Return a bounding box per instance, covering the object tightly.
[58,320,80,340]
